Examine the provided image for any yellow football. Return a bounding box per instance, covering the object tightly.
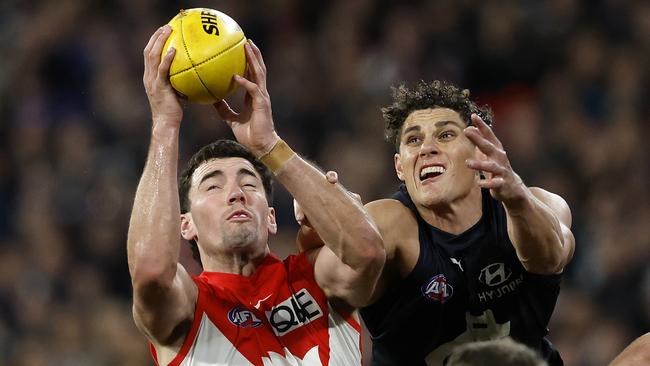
[161,8,246,104]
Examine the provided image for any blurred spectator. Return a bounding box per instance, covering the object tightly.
[0,0,648,364]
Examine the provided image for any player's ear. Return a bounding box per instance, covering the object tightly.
[181,213,197,241]
[394,153,405,181]
[266,207,277,235]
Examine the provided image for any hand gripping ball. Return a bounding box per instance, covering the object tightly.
[161,8,246,104]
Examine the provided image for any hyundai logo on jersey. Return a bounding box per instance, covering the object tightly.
[421,274,453,303]
[478,263,512,287]
[228,306,263,328]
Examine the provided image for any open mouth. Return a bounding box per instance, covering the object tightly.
[228,210,251,221]
[419,165,446,182]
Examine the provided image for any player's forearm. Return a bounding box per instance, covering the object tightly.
[127,125,182,286]
[504,189,566,274]
[275,154,384,272]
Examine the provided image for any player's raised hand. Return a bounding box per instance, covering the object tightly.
[214,40,279,157]
[143,25,183,128]
[463,113,527,205]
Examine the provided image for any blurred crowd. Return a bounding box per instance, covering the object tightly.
[0,0,648,365]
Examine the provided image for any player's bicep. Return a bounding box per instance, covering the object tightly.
[530,187,575,268]
[133,263,197,346]
[530,187,572,228]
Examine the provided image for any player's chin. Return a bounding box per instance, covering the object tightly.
[415,188,445,206]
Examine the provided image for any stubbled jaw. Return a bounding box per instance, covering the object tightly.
[419,165,446,183]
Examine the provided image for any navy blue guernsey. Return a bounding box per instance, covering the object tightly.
[360,185,563,365]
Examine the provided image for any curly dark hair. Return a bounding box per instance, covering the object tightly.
[178,139,274,265]
[382,80,493,151]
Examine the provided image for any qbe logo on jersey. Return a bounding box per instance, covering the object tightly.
[421,274,453,303]
[265,288,323,336]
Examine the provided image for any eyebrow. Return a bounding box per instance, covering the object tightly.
[237,168,259,181]
[199,169,224,185]
[403,125,421,136]
[199,167,259,185]
[402,120,462,137]
[434,120,462,128]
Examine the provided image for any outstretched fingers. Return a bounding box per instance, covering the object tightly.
[478,176,506,190]
[243,41,267,90]
[249,40,267,76]
[471,113,501,148]
[144,26,172,87]
[464,126,500,157]
[157,47,175,82]
[143,26,164,58]
[214,100,239,125]
[233,74,268,109]
[466,159,505,176]
[143,27,164,83]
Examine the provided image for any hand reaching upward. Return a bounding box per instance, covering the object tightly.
[142,25,183,129]
[214,40,280,157]
[464,114,527,207]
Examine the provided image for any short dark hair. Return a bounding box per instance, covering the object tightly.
[382,80,493,151]
[178,139,274,264]
[445,338,547,366]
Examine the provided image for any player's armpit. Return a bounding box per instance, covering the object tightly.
[312,245,382,309]
[132,263,198,347]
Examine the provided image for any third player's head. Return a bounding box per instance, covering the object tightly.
[382,81,493,208]
[179,140,275,266]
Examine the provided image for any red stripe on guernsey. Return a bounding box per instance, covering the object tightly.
[152,252,360,366]
[149,343,158,366]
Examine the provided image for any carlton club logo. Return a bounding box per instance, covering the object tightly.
[228,306,263,328]
[478,263,512,287]
[421,274,453,303]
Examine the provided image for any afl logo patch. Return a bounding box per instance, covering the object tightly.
[478,263,512,287]
[421,274,453,303]
[228,306,263,328]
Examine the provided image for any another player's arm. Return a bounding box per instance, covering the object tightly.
[293,182,408,306]
[465,114,574,274]
[127,25,196,347]
[293,171,339,253]
[277,158,385,308]
[362,199,415,304]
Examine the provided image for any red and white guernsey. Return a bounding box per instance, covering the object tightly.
[152,252,362,366]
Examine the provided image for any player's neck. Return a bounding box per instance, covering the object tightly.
[417,186,483,235]
[202,245,270,276]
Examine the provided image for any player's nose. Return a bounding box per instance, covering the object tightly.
[227,184,246,204]
[419,136,439,157]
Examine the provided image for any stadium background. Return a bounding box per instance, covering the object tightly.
[0,0,648,365]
